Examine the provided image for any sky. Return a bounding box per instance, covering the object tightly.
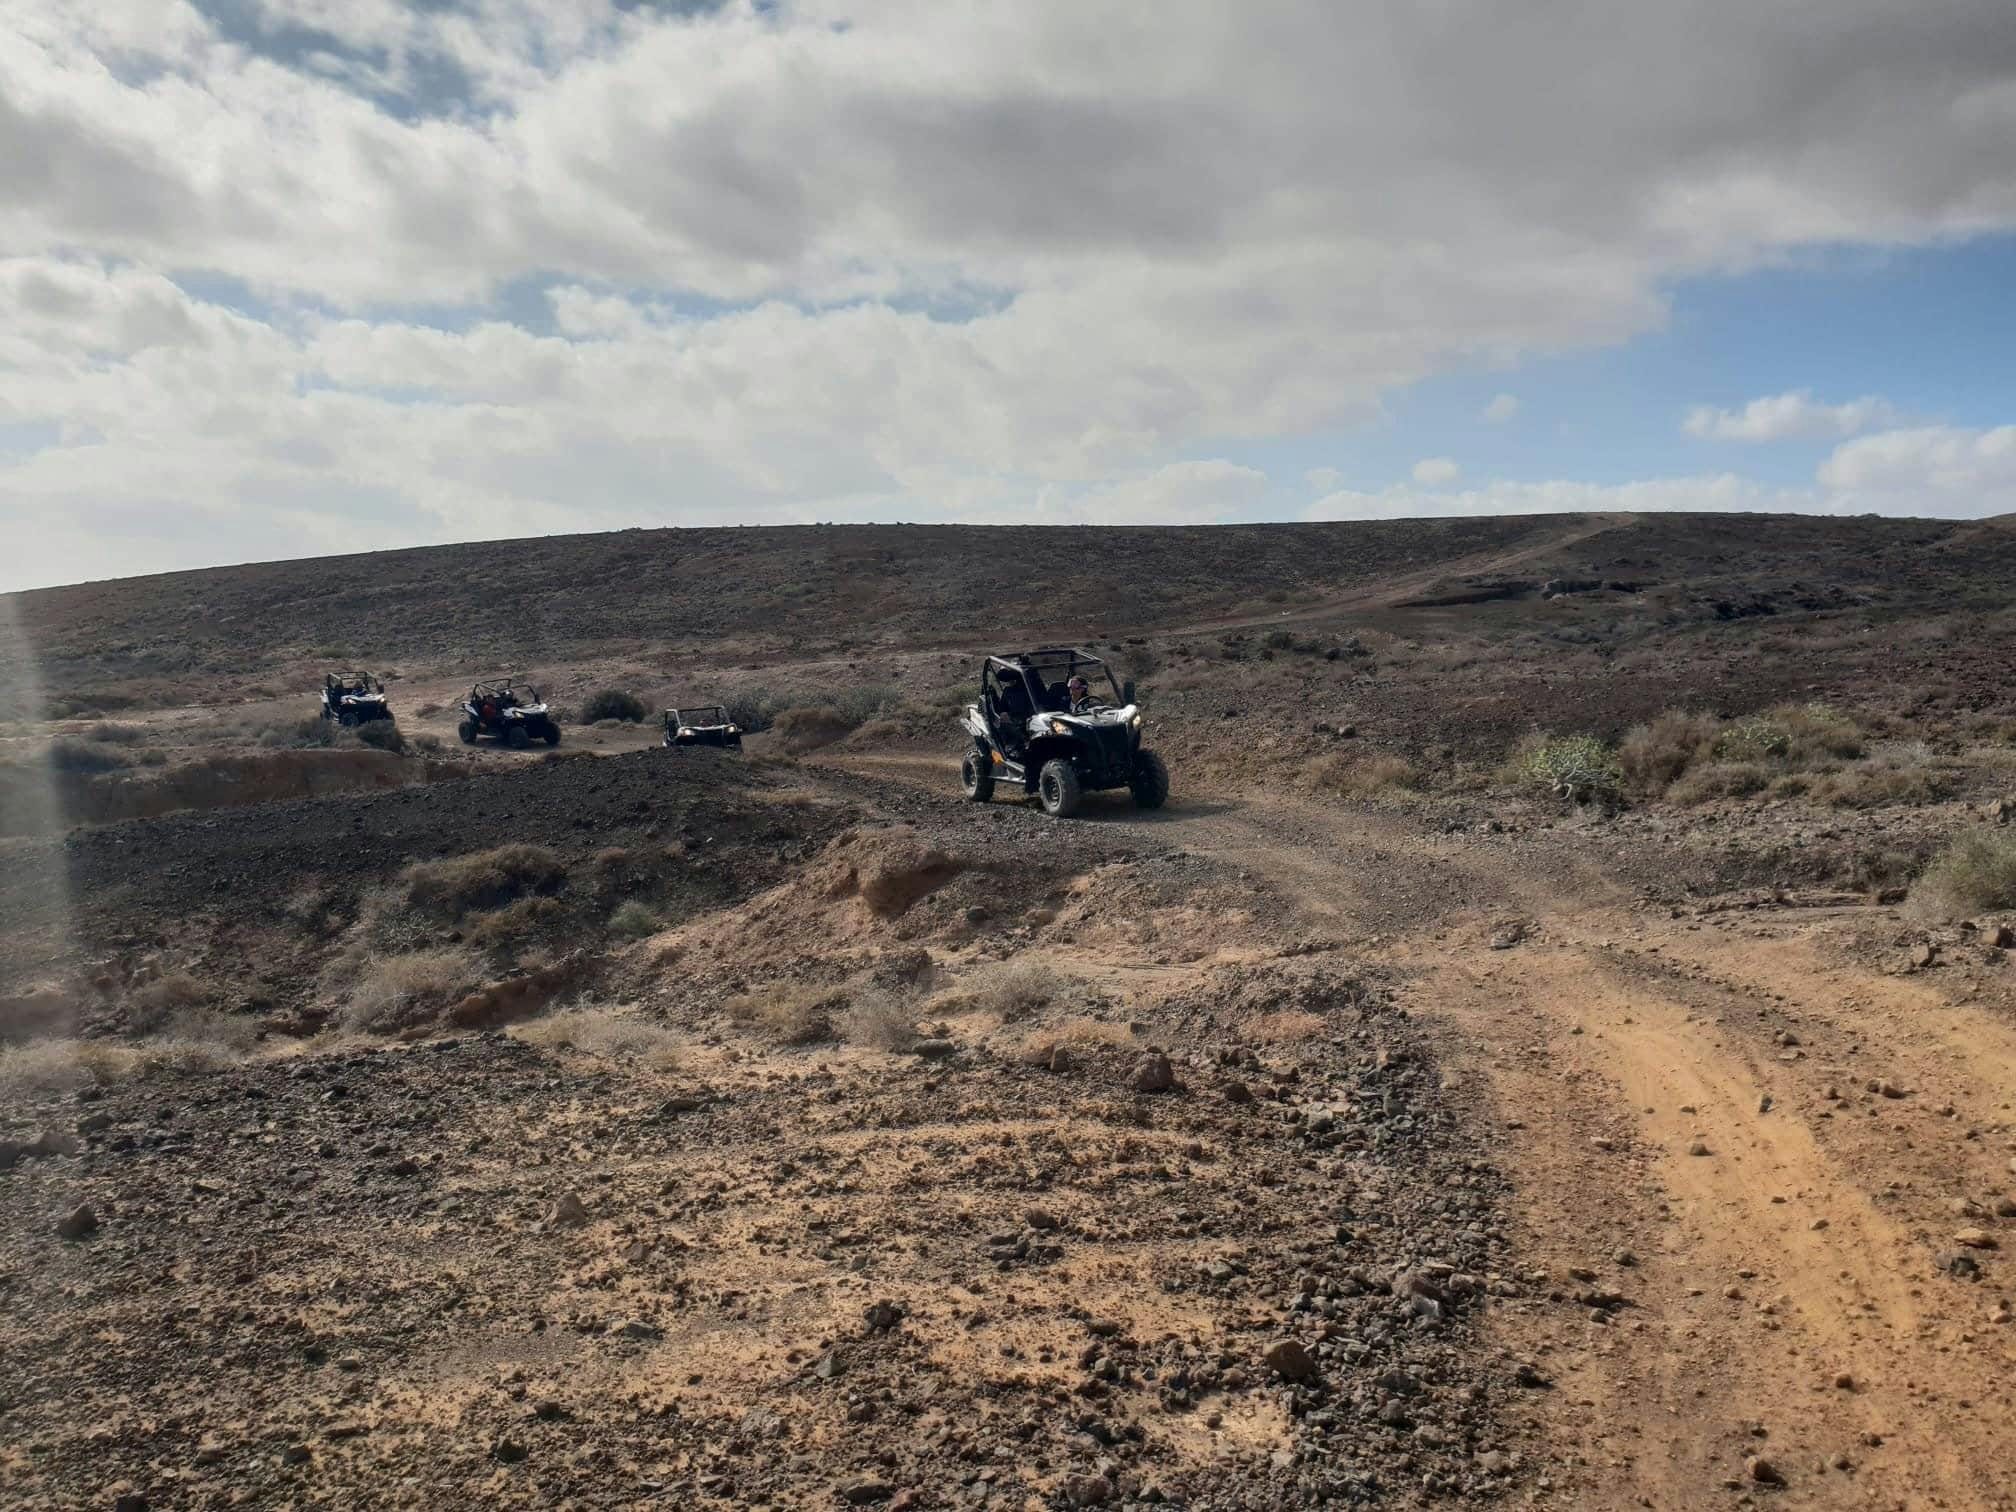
[3,1,2016,591]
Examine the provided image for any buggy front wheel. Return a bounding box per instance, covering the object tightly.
[961,750,994,803]
[506,725,531,750]
[1130,749,1169,810]
[1036,758,1082,818]
[457,720,478,745]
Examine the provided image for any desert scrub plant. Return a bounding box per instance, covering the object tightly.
[1713,716,1792,763]
[400,844,567,916]
[48,737,133,774]
[1618,711,1720,795]
[126,971,209,1032]
[581,688,648,723]
[726,981,839,1044]
[607,899,663,939]
[957,957,1084,1022]
[840,986,919,1050]
[353,720,406,753]
[1505,733,1623,805]
[342,946,484,1032]
[1910,831,2016,920]
[512,1008,680,1067]
[1666,761,1773,804]
[722,686,781,733]
[1307,752,1422,799]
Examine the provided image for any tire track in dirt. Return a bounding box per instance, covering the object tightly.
[821,751,2016,1507]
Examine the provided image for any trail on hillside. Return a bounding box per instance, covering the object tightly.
[823,751,2016,1510]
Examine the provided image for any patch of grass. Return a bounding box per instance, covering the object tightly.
[512,1008,680,1067]
[608,899,663,939]
[1805,761,1949,808]
[126,971,208,1032]
[1667,761,1773,804]
[582,689,647,723]
[957,958,1084,1022]
[0,1038,139,1094]
[727,981,839,1044]
[1307,752,1422,798]
[401,844,567,917]
[341,946,485,1032]
[1911,831,2016,920]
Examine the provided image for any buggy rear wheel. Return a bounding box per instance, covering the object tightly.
[458,720,478,745]
[961,750,994,802]
[543,726,561,747]
[1130,749,1169,810]
[506,724,530,750]
[1036,758,1081,818]
[338,710,357,728]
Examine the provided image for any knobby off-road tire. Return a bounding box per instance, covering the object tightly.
[961,750,995,803]
[338,710,358,728]
[458,720,478,745]
[1130,749,1170,810]
[506,725,531,750]
[1037,758,1082,818]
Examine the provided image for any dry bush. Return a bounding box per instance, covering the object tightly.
[465,895,567,948]
[48,738,132,774]
[1806,761,1948,808]
[608,899,663,939]
[1619,711,1719,794]
[1244,1009,1325,1043]
[723,686,781,733]
[840,987,919,1050]
[1308,752,1422,798]
[127,971,209,1032]
[582,689,647,723]
[342,946,485,1032]
[0,1038,138,1094]
[512,1008,680,1067]
[1776,702,1865,762]
[1017,1017,1132,1062]
[401,844,567,916]
[727,981,838,1044]
[258,715,339,749]
[354,721,405,753]
[958,957,1084,1022]
[772,707,857,753]
[1911,831,2016,920]
[1667,761,1773,804]
[86,722,149,745]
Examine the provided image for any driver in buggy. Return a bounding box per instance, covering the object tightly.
[1067,675,1100,713]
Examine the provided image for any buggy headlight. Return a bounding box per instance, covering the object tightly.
[1048,719,1068,735]
[1130,713,1142,728]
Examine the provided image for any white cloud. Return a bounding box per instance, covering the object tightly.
[4,1,2016,585]
[1411,457,1462,485]
[1817,424,2016,512]
[1304,466,1342,492]
[1482,393,1521,423]
[1684,390,1899,442]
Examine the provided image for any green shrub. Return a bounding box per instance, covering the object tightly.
[1714,717,1792,762]
[1911,831,2016,920]
[1507,733,1623,804]
[581,689,647,723]
[608,900,663,939]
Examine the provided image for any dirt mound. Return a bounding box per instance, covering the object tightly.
[816,825,964,916]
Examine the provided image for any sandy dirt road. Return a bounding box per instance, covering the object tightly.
[826,752,2016,1509]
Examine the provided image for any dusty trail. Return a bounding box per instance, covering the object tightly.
[824,751,2016,1508]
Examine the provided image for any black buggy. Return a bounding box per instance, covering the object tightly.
[321,673,393,726]
[958,649,1168,818]
[458,679,561,748]
[663,704,743,750]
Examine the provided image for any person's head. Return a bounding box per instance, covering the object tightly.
[1067,675,1089,702]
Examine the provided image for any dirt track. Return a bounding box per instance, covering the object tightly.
[826,753,2016,1509]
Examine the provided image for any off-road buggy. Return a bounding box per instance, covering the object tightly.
[959,649,1167,818]
[321,673,392,726]
[458,679,561,748]
[663,704,743,750]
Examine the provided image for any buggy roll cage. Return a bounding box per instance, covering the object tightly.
[665,705,730,726]
[470,678,538,703]
[326,673,382,692]
[980,649,1127,716]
